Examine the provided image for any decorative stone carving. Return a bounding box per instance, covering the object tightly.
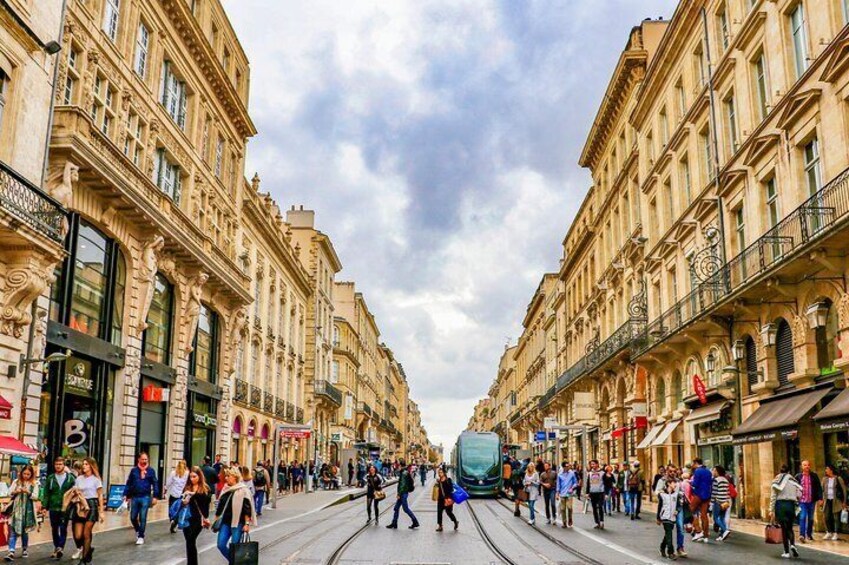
[182,272,208,352]
[1,258,57,338]
[32,308,48,361]
[46,161,78,208]
[135,235,165,336]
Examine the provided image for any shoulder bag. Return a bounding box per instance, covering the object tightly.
[230,532,259,565]
[764,524,783,544]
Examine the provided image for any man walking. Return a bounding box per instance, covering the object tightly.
[419,462,428,487]
[540,462,558,525]
[347,458,355,487]
[796,460,822,543]
[42,457,75,559]
[584,460,606,529]
[627,461,645,519]
[690,457,712,542]
[556,462,578,528]
[253,462,271,517]
[201,456,219,496]
[655,464,687,557]
[123,452,160,545]
[386,460,419,530]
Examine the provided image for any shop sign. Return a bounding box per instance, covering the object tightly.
[544,417,559,429]
[631,402,647,417]
[65,363,94,398]
[574,392,595,421]
[331,432,342,442]
[697,434,733,447]
[142,385,170,403]
[732,428,797,446]
[0,406,9,420]
[819,419,849,432]
[692,374,708,405]
[280,427,311,439]
[193,412,217,428]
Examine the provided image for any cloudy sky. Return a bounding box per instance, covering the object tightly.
[225,0,676,455]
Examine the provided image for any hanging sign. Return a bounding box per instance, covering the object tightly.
[692,374,708,405]
[280,427,311,439]
[142,385,170,402]
[65,363,94,398]
[573,392,595,421]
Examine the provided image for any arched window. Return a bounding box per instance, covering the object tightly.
[685,359,698,396]
[142,273,173,364]
[815,300,839,372]
[776,319,794,386]
[655,378,666,415]
[190,304,219,383]
[671,371,682,408]
[745,336,758,389]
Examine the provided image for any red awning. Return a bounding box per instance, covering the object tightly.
[0,436,38,457]
[0,394,11,420]
[611,426,633,438]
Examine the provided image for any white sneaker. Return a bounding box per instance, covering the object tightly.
[527,519,535,525]
[692,533,705,542]
[781,553,791,558]
[135,537,145,546]
[71,549,82,560]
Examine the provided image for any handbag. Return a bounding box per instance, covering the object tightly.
[211,515,223,533]
[764,524,783,544]
[230,532,259,565]
[374,489,386,501]
[432,484,440,502]
[451,485,469,505]
[841,508,848,525]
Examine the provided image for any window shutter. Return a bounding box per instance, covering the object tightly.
[776,320,794,386]
[745,336,758,388]
[173,167,182,204]
[155,148,165,189]
[160,61,169,105]
[178,83,187,129]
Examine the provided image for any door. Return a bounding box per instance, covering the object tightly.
[60,356,98,469]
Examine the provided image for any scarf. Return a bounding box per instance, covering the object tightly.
[219,483,257,527]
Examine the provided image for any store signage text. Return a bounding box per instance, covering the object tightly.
[692,374,707,405]
[193,413,217,428]
[819,420,849,432]
[732,428,797,446]
[697,434,733,446]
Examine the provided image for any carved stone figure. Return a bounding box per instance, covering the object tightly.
[1,261,57,338]
[182,272,208,352]
[46,161,78,209]
[136,235,165,336]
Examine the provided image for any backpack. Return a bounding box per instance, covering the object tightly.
[628,471,641,489]
[728,480,738,499]
[253,469,267,488]
[406,472,415,492]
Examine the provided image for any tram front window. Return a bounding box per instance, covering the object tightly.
[461,437,498,478]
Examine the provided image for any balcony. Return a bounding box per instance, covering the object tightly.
[0,160,66,243]
[275,398,286,419]
[249,385,262,409]
[358,401,372,416]
[234,378,248,404]
[296,407,304,423]
[315,380,343,406]
[508,408,522,425]
[263,391,274,414]
[633,166,849,358]
[286,401,295,421]
[539,385,556,409]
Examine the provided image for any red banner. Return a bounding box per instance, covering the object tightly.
[692,374,708,405]
[142,384,167,402]
[280,429,311,439]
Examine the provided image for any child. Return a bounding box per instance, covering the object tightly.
[657,479,681,560]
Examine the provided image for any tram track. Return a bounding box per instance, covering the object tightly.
[466,500,521,565]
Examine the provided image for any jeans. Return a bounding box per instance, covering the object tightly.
[825,499,837,533]
[776,500,797,554]
[713,503,727,535]
[799,501,815,539]
[437,498,457,526]
[391,493,418,526]
[528,499,536,521]
[366,496,380,520]
[590,492,605,525]
[542,489,556,520]
[49,510,68,549]
[216,522,243,560]
[254,490,265,516]
[130,496,152,538]
[8,531,28,552]
[624,490,631,514]
[675,507,685,550]
[628,491,642,517]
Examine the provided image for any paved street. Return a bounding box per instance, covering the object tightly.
[18,476,849,564]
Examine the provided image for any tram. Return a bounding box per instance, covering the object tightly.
[452,431,502,496]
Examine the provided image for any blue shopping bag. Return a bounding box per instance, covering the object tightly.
[451,485,469,504]
[168,498,182,521]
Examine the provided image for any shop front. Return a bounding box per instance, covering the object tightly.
[184,303,222,467]
[231,416,242,464]
[650,419,683,468]
[687,400,737,476]
[813,386,849,533]
[137,376,171,482]
[187,392,217,467]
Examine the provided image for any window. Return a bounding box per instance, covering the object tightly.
[134,23,149,78]
[646,130,655,164]
[214,136,224,177]
[700,126,714,181]
[675,79,687,121]
[160,61,187,128]
[844,0,849,24]
[664,178,674,229]
[745,336,758,389]
[333,325,340,347]
[753,52,769,120]
[724,94,738,155]
[103,0,120,41]
[655,377,666,416]
[222,48,230,72]
[680,156,691,207]
[190,304,219,383]
[765,177,779,228]
[735,207,746,253]
[0,69,7,130]
[143,273,173,364]
[717,4,730,51]
[659,108,669,147]
[252,274,262,318]
[775,318,794,386]
[152,149,181,202]
[790,3,809,79]
[63,48,80,105]
[694,45,707,87]
[814,302,839,372]
[331,360,340,383]
[804,138,822,196]
[90,75,115,137]
[124,111,145,167]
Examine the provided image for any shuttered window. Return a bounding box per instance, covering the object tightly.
[776,319,794,386]
[745,336,758,388]
[159,61,187,129]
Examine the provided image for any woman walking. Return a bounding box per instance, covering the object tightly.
[213,467,256,561]
[821,464,847,540]
[769,464,801,559]
[165,460,189,533]
[711,466,731,541]
[5,464,39,561]
[435,467,458,531]
[365,465,384,524]
[523,464,540,525]
[71,458,105,565]
[181,466,211,565]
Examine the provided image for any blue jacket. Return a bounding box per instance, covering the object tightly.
[691,466,712,501]
[124,466,161,499]
[557,470,578,496]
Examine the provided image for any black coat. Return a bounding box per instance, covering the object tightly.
[795,471,823,503]
[436,477,454,501]
[366,473,384,498]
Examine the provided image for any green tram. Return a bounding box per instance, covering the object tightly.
[452,431,502,497]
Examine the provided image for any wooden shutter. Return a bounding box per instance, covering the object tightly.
[745,336,758,388]
[776,319,794,386]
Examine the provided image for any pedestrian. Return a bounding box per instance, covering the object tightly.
[201,456,219,497]
[252,463,270,517]
[523,463,540,525]
[365,465,384,524]
[386,460,419,529]
[795,459,822,543]
[511,459,525,517]
[612,463,623,513]
[4,464,39,561]
[435,467,459,531]
[628,461,644,519]
[240,466,256,501]
[70,458,105,565]
[584,460,606,529]
[165,459,189,533]
[603,465,615,516]
[770,463,801,558]
[540,462,558,525]
[41,456,75,560]
[357,459,366,488]
[214,467,256,561]
[654,465,688,558]
[652,465,666,502]
[292,461,304,493]
[623,463,632,516]
[710,466,731,542]
[556,461,578,528]
[820,464,847,540]
[419,462,428,487]
[181,466,211,565]
[347,458,355,487]
[123,452,160,545]
[212,454,223,476]
[656,477,682,560]
[689,458,711,541]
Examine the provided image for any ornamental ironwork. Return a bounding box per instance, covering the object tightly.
[249,385,261,408]
[234,379,248,404]
[627,279,648,321]
[263,391,274,413]
[585,327,600,354]
[688,226,723,285]
[0,160,67,242]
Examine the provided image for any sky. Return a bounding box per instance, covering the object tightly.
[225,0,677,457]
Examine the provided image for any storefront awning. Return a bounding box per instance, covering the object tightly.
[731,387,831,445]
[814,387,849,431]
[0,395,12,420]
[651,420,681,447]
[573,426,598,437]
[685,401,731,427]
[636,423,664,449]
[0,436,38,457]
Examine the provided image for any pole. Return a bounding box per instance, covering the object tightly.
[305,423,314,493]
[581,424,588,470]
[272,426,280,509]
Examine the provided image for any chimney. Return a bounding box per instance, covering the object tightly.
[286,206,315,228]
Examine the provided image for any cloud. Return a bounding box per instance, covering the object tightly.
[225,0,677,454]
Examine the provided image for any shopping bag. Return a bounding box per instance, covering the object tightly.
[431,484,439,501]
[451,485,469,505]
[168,499,182,522]
[764,524,783,544]
[230,533,259,565]
[842,509,849,525]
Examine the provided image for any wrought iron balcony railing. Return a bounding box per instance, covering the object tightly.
[539,385,556,409]
[632,166,849,358]
[314,380,343,406]
[286,401,295,421]
[555,356,588,392]
[234,378,248,404]
[296,407,304,423]
[358,401,372,416]
[0,160,67,243]
[275,398,286,419]
[249,385,262,409]
[263,391,274,414]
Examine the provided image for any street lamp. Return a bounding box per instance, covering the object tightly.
[7,349,70,379]
[761,323,777,347]
[706,350,716,384]
[732,339,745,363]
[805,302,830,329]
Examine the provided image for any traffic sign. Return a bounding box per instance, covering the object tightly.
[534,431,546,442]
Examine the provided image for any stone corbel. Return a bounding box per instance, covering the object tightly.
[1,252,60,338]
